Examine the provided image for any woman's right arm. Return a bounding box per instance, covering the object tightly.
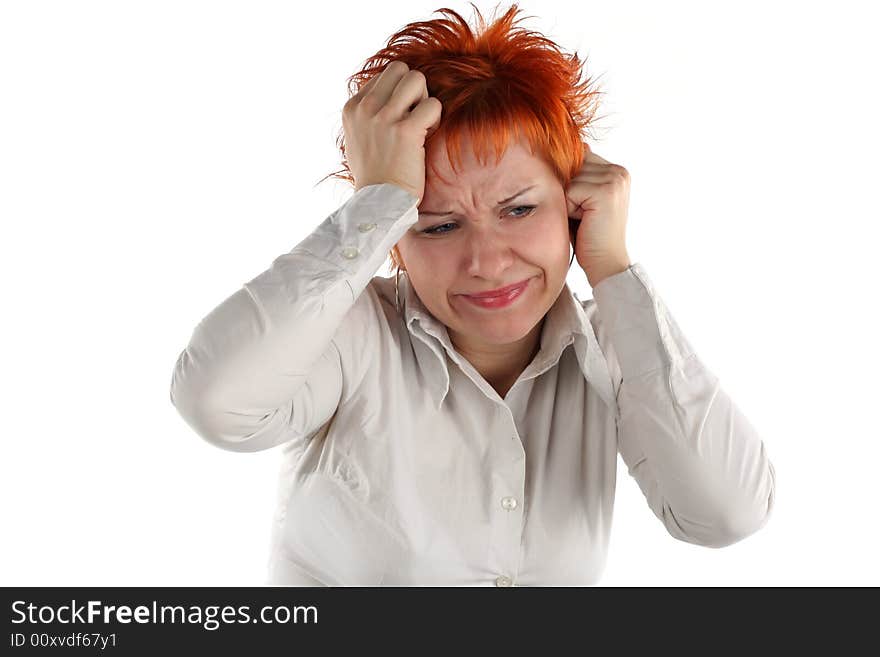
[169,183,420,452]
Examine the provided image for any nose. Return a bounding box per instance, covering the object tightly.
[464,229,515,280]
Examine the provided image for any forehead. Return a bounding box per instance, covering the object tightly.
[423,132,548,197]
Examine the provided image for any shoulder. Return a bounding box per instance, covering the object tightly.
[576,294,624,396]
[362,274,403,329]
[574,295,604,343]
[332,274,402,354]
[368,274,397,312]
[328,274,405,403]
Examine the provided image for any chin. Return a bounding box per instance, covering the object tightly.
[458,306,544,344]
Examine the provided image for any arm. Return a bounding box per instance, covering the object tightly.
[169,183,420,452]
[587,263,776,548]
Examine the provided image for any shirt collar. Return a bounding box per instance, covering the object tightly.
[399,273,618,414]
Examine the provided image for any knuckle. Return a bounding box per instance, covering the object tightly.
[345,93,366,113]
[374,102,394,120]
[389,60,408,74]
[611,163,629,179]
[360,94,380,113]
[399,120,419,135]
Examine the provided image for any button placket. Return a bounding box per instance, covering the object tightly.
[486,407,524,589]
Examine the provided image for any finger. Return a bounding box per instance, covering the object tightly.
[568,171,618,185]
[366,61,410,109]
[389,70,429,117]
[409,96,442,134]
[566,193,595,218]
[355,71,381,98]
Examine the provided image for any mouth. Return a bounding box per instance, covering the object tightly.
[461,278,532,299]
[460,277,532,310]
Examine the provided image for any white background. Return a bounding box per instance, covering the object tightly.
[2,0,878,586]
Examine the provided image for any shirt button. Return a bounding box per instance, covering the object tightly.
[495,575,513,587]
[357,222,377,232]
[341,246,359,259]
[501,496,518,511]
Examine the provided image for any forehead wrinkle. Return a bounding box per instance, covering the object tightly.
[421,139,542,215]
[420,181,536,217]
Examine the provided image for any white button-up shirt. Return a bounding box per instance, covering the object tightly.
[170,183,776,586]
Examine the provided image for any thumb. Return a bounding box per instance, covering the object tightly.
[566,192,583,219]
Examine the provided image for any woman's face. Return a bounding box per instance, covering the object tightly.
[394,131,572,351]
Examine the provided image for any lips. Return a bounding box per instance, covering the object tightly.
[463,278,531,299]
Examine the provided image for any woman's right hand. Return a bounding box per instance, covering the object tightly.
[342,60,442,204]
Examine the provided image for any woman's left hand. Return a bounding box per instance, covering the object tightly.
[565,143,632,287]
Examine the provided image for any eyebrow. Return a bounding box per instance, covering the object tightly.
[418,185,537,217]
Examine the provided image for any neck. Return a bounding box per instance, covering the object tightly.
[451,317,545,396]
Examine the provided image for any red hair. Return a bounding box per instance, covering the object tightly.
[317,2,607,272]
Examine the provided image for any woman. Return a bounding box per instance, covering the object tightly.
[170,3,776,586]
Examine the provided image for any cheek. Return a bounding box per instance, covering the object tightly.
[524,213,570,251]
[398,239,455,284]
[406,241,447,267]
[397,238,431,267]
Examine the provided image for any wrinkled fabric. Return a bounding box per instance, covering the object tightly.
[170,183,776,587]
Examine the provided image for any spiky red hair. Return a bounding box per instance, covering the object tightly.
[317,2,607,272]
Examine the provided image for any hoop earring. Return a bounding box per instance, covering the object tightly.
[395,267,405,313]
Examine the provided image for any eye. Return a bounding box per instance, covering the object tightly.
[508,205,537,218]
[421,205,537,235]
[422,222,456,235]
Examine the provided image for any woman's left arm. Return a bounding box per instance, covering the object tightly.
[567,146,776,548]
[589,264,777,548]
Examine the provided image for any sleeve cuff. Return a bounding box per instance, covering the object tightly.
[590,262,696,380]
[293,183,420,298]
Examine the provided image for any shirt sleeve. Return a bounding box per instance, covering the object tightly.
[169,183,420,452]
[588,262,776,548]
